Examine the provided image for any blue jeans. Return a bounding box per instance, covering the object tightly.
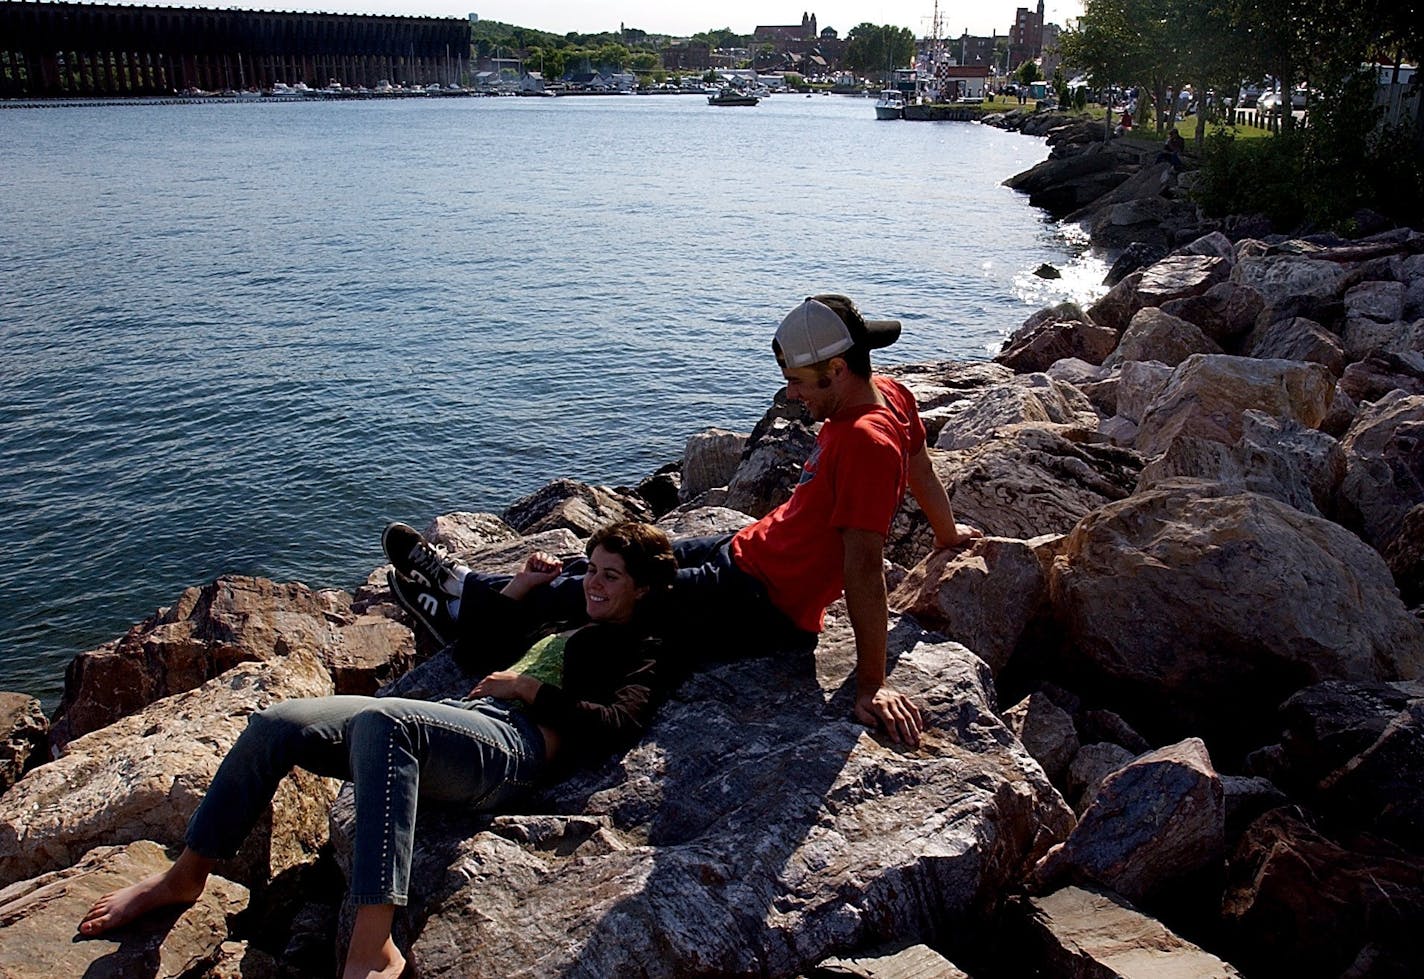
[185,695,545,905]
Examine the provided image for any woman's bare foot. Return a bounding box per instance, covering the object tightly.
[340,942,406,979]
[342,903,406,979]
[77,848,213,937]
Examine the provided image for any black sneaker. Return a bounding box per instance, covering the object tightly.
[387,569,456,645]
[382,522,463,596]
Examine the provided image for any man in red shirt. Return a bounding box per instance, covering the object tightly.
[727,295,981,745]
[387,295,980,747]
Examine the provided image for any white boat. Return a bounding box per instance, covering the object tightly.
[874,89,905,119]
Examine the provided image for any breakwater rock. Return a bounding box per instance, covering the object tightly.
[3,230,1424,975]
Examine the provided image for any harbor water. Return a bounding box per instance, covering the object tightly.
[0,94,1107,704]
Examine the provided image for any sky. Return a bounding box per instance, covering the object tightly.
[144,2,1085,38]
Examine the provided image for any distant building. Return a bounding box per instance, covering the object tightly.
[662,39,711,71]
[1008,0,1044,70]
[753,12,818,43]
[949,32,998,70]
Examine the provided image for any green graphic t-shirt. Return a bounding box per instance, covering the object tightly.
[505,631,570,687]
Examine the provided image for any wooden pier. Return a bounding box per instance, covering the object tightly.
[0,1,471,98]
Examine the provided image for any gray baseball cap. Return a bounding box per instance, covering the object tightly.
[774,295,902,368]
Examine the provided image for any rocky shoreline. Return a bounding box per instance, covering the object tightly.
[2,108,1423,978]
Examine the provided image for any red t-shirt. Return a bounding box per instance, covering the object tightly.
[730,375,926,632]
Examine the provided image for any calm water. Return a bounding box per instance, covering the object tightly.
[0,94,1106,704]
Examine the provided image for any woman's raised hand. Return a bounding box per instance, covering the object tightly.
[501,551,564,600]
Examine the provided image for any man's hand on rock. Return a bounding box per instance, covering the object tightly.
[934,522,984,551]
[854,684,923,748]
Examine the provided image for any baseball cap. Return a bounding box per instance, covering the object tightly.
[774,295,902,369]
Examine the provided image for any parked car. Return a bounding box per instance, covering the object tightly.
[1238,82,1265,108]
[1256,90,1284,114]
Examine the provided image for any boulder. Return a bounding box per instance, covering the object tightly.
[1341,315,1423,362]
[655,505,754,541]
[1338,351,1424,403]
[887,428,1142,566]
[0,652,337,889]
[1133,254,1233,308]
[1345,280,1407,323]
[501,478,653,536]
[813,944,970,978]
[1048,488,1424,747]
[1133,355,1336,458]
[889,537,1048,674]
[1102,242,1167,287]
[933,375,1098,452]
[1137,412,1344,518]
[0,693,46,792]
[1242,316,1345,375]
[1114,360,1174,425]
[1003,691,1080,784]
[634,464,681,518]
[1230,254,1358,305]
[1013,886,1243,979]
[722,404,819,519]
[1273,680,1424,853]
[1004,142,1135,214]
[1047,359,1117,418]
[1222,809,1424,979]
[1029,738,1224,904]
[1173,230,1236,261]
[48,575,403,751]
[1086,270,1145,333]
[1160,281,1265,346]
[1338,390,1424,549]
[1066,743,1136,815]
[1089,197,1199,252]
[1382,503,1424,605]
[421,511,519,555]
[1103,307,1223,368]
[336,616,1075,978]
[995,316,1120,373]
[679,427,749,502]
[0,840,248,979]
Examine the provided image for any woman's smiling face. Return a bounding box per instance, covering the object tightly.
[583,545,647,623]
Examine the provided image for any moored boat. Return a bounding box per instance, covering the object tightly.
[707,88,759,106]
[874,89,905,119]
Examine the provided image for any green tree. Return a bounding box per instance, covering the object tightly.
[1014,60,1041,87]
[843,23,915,78]
[628,51,659,74]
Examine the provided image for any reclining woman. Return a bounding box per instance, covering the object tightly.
[79,521,678,979]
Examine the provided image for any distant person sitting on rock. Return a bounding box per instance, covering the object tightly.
[79,521,676,979]
[1156,128,1186,170]
[387,295,982,750]
[1114,108,1134,136]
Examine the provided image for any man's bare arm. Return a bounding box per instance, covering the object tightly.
[842,527,922,747]
[907,446,982,550]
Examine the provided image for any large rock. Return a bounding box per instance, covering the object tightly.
[420,511,519,555]
[0,652,337,889]
[1338,351,1424,403]
[1133,254,1233,308]
[722,403,819,519]
[0,840,248,979]
[1003,691,1080,785]
[889,536,1049,674]
[1230,254,1359,305]
[1160,281,1265,346]
[1087,270,1146,333]
[502,477,653,536]
[1338,390,1424,549]
[0,693,46,792]
[48,575,405,751]
[1222,809,1424,979]
[814,944,970,978]
[1383,503,1424,605]
[887,428,1142,567]
[1013,886,1243,979]
[1103,306,1223,368]
[1029,739,1224,904]
[336,616,1075,978]
[1345,280,1407,323]
[1137,411,1344,517]
[1272,680,1424,854]
[1113,360,1174,426]
[1048,488,1424,747]
[1242,316,1345,375]
[996,304,1120,373]
[679,427,749,502]
[1133,355,1336,458]
[933,374,1097,452]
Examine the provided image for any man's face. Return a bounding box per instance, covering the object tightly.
[781,362,838,420]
